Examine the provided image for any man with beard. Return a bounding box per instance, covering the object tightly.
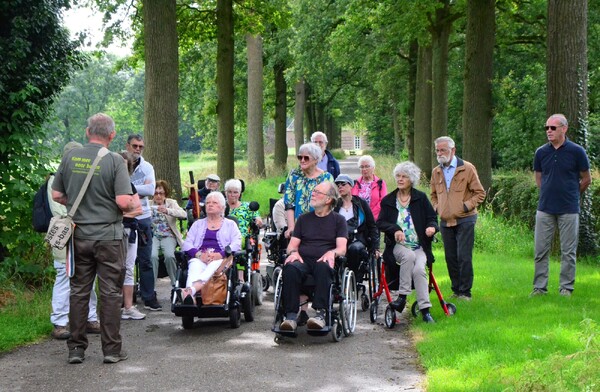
[430,136,485,301]
[125,134,160,310]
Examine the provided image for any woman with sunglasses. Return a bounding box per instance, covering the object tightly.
[283,142,334,239]
[149,180,186,288]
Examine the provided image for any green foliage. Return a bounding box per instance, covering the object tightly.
[486,171,539,229]
[0,0,83,286]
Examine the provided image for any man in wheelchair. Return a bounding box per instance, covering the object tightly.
[333,174,380,280]
[279,182,348,332]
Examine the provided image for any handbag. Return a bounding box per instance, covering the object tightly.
[45,147,109,250]
[201,256,233,305]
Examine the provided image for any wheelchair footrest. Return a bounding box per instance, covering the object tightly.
[306,326,331,336]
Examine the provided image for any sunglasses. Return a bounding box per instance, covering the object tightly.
[335,182,350,187]
[297,155,311,162]
[154,191,165,195]
[129,143,144,150]
[544,125,562,131]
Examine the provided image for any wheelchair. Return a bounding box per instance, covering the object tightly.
[262,197,288,293]
[271,256,357,343]
[236,201,264,306]
[170,246,254,329]
[345,232,377,313]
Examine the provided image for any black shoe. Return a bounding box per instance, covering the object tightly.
[422,312,435,323]
[389,295,406,312]
[297,310,309,326]
[144,294,162,311]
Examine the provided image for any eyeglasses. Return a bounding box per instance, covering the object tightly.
[154,191,165,195]
[129,143,144,150]
[313,140,326,145]
[226,190,240,194]
[297,155,311,162]
[311,189,329,197]
[359,165,371,169]
[544,125,562,131]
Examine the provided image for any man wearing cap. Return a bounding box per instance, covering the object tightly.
[311,131,340,179]
[333,174,379,277]
[125,134,160,311]
[185,174,221,217]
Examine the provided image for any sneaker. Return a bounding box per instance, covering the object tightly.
[529,288,547,297]
[389,295,407,312]
[51,325,71,340]
[559,288,572,297]
[86,321,101,334]
[279,319,297,332]
[422,312,436,323]
[68,347,85,364]
[144,296,163,311]
[297,310,309,327]
[103,351,128,364]
[121,305,146,320]
[307,310,326,329]
[457,295,472,301]
[449,293,459,299]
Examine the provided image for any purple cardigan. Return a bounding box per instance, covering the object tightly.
[182,218,242,259]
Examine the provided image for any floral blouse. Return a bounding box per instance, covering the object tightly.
[284,168,334,219]
[229,201,260,237]
[396,198,420,250]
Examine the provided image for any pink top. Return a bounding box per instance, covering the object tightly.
[351,174,387,220]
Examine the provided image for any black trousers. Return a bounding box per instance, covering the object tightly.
[282,258,333,315]
[440,221,476,296]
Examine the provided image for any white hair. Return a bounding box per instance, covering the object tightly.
[434,136,455,149]
[548,114,568,126]
[224,179,242,193]
[298,143,323,161]
[393,162,421,187]
[310,131,328,143]
[358,155,375,168]
[205,191,226,209]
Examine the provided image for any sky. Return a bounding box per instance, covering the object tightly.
[62,6,132,57]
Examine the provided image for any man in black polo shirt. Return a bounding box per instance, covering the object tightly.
[531,114,591,297]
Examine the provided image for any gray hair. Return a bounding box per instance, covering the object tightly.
[324,181,340,211]
[298,143,322,161]
[434,136,455,149]
[87,113,115,139]
[393,162,421,187]
[548,113,568,127]
[358,155,375,168]
[205,191,226,210]
[310,131,328,143]
[224,179,242,193]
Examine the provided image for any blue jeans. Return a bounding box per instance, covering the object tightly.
[533,211,579,292]
[136,217,155,302]
[440,221,476,297]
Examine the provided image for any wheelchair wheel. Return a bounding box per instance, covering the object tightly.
[262,274,270,292]
[273,268,283,311]
[369,300,378,323]
[340,269,357,336]
[229,306,241,329]
[368,255,379,303]
[361,293,370,311]
[411,301,419,317]
[331,319,343,342]
[182,316,194,330]
[241,286,255,322]
[250,272,263,306]
[446,302,457,316]
[384,305,396,329]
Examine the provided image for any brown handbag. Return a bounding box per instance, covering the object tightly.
[200,256,232,305]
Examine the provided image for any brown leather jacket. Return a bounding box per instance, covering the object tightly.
[430,157,486,227]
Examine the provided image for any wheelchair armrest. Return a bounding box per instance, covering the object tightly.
[175,251,190,269]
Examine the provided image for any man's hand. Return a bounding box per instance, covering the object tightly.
[284,253,303,265]
[317,250,336,268]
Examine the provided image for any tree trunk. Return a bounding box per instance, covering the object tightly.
[414,44,433,178]
[392,105,402,155]
[406,40,418,161]
[462,0,495,192]
[143,0,181,198]
[294,79,306,154]
[216,0,235,180]
[273,61,287,172]
[547,0,597,255]
[430,1,452,148]
[246,34,265,178]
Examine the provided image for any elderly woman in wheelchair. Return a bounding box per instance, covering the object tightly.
[274,182,354,341]
[174,191,242,305]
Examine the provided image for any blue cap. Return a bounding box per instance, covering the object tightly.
[334,174,354,186]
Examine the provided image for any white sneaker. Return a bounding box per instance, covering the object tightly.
[121,305,146,320]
